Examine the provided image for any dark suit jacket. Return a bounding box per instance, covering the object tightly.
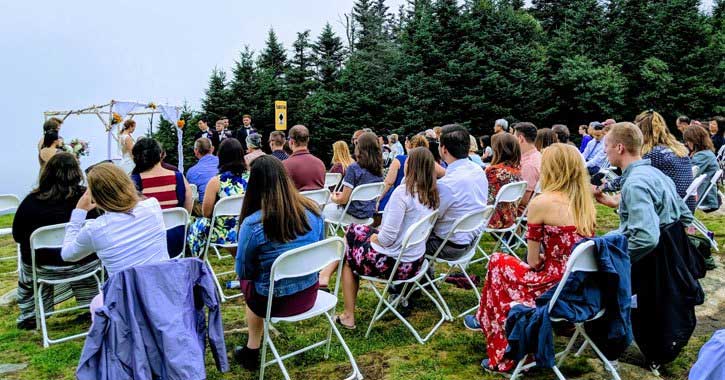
[233,126,256,152]
[194,129,220,154]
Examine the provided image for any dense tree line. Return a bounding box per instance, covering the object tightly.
[156,0,725,166]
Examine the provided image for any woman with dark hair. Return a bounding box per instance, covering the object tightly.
[335,147,440,329]
[232,155,324,370]
[187,138,248,257]
[684,126,721,211]
[486,134,524,228]
[319,132,384,287]
[710,116,725,152]
[131,137,192,257]
[38,130,63,167]
[13,153,101,329]
[118,119,136,174]
[534,128,558,152]
[480,135,493,163]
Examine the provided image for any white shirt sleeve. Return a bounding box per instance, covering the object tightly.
[377,188,407,248]
[61,209,97,262]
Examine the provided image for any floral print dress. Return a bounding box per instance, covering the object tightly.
[187,171,247,257]
[485,164,523,229]
[475,224,583,371]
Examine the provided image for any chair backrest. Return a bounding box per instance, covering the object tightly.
[691,166,699,178]
[271,237,346,282]
[534,181,542,195]
[684,174,707,202]
[348,182,385,203]
[717,145,725,161]
[301,189,331,208]
[431,206,494,260]
[189,184,199,201]
[696,169,723,209]
[494,181,528,205]
[399,210,439,254]
[212,194,244,218]
[30,223,68,270]
[547,240,597,313]
[0,194,20,214]
[162,207,190,230]
[324,173,342,189]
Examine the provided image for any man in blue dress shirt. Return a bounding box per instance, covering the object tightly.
[186,138,219,215]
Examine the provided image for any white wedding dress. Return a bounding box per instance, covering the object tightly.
[117,134,135,174]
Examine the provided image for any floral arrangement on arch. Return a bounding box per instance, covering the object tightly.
[177,120,185,129]
[111,112,122,125]
[148,102,157,110]
[63,139,90,158]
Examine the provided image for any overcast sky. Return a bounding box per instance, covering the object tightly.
[0,0,715,197]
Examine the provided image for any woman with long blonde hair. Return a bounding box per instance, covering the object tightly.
[465,143,595,374]
[634,110,695,211]
[329,140,355,177]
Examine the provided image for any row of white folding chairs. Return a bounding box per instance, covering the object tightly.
[26,207,189,347]
[685,170,723,252]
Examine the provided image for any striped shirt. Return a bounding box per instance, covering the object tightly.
[140,174,180,209]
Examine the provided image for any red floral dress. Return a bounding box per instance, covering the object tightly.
[475,223,583,371]
[485,164,523,229]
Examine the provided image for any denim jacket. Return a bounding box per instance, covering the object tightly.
[235,209,323,297]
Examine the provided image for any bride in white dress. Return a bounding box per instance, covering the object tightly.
[117,119,136,174]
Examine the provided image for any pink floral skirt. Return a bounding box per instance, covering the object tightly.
[345,224,424,280]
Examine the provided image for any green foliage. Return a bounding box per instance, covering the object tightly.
[177,0,724,166]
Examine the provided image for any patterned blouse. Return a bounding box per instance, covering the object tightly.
[485,163,523,229]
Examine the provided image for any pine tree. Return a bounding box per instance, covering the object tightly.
[254,28,288,134]
[200,68,230,123]
[287,30,316,126]
[312,23,346,89]
[228,46,257,126]
[258,29,288,78]
[353,0,389,51]
[530,0,569,31]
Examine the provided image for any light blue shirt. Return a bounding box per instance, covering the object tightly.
[582,137,607,169]
[435,158,489,245]
[692,150,720,210]
[615,159,693,262]
[185,154,219,201]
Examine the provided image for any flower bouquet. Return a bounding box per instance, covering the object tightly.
[67,139,90,158]
[111,112,122,125]
[177,120,186,129]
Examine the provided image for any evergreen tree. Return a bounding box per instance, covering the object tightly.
[530,0,569,31]
[228,46,257,125]
[153,104,197,169]
[200,68,230,123]
[287,30,316,126]
[253,28,288,134]
[312,23,346,89]
[258,29,288,78]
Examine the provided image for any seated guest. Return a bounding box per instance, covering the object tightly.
[578,124,592,153]
[379,135,441,212]
[514,122,541,210]
[319,132,384,287]
[534,128,558,152]
[335,148,439,329]
[468,135,485,167]
[61,163,169,311]
[582,121,607,175]
[593,122,692,262]
[232,156,324,370]
[186,138,219,214]
[131,137,192,213]
[551,124,575,147]
[39,130,63,167]
[268,131,288,161]
[464,143,596,373]
[283,125,326,190]
[710,116,725,152]
[322,132,384,223]
[426,124,488,260]
[479,135,493,163]
[676,115,691,135]
[13,153,100,330]
[485,133,523,229]
[187,138,248,257]
[244,133,265,167]
[684,126,721,212]
[635,110,695,211]
[329,140,355,178]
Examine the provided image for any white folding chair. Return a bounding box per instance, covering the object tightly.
[162,207,190,258]
[301,188,331,211]
[692,169,723,251]
[362,210,448,344]
[260,237,362,380]
[683,174,707,204]
[691,166,699,178]
[471,181,528,264]
[190,184,199,202]
[509,240,622,380]
[324,182,385,236]
[424,206,495,319]
[31,223,103,348]
[202,194,244,302]
[0,194,21,271]
[324,172,343,192]
[507,181,543,250]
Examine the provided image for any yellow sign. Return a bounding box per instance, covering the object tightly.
[275,100,287,130]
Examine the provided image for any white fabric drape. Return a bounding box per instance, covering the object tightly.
[158,105,184,171]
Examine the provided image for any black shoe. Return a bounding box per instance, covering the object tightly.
[17,318,36,330]
[233,345,261,370]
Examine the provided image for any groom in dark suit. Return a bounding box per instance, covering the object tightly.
[233,114,256,153]
[195,119,220,154]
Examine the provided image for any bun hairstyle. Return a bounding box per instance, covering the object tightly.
[122,119,136,132]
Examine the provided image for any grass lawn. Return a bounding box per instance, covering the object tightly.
[0,206,722,380]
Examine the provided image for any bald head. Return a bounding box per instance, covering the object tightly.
[289,124,310,146]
